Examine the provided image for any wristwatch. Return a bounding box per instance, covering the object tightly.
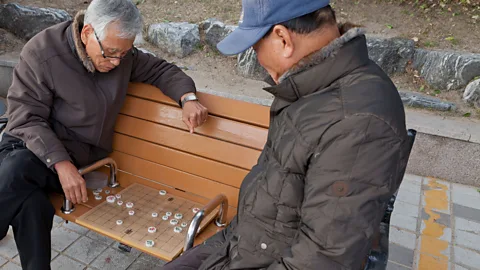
[181,93,198,108]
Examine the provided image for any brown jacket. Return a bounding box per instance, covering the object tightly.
[199,26,411,270]
[5,12,195,169]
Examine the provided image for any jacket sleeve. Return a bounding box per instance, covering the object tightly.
[6,49,72,169]
[130,48,196,105]
[267,115,404,270]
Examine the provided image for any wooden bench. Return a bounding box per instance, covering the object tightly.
[0,84,416,268]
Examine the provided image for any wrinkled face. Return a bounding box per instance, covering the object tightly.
[81,23,134,73]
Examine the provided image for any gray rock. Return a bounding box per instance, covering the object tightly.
[366,37,415,75]
[201,18,237,49]
[413,49,480,91]
[237,47,269,80]
[399,91,456,111]
[133,33,145,46]
[0,3,71,40]
[147,22,200,58]
[463,79,480,107]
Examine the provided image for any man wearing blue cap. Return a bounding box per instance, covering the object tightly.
[162,1,411,269]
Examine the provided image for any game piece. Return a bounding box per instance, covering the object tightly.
[166,212,172,217]
[126,202,134,208]
[115,194,121,199]
[181,222,188,228]
[95,188,102,193]
[128,210,135,216]
[152,212,158,218]
[192,207,200,213]
[162,215,169,221]
[159,190,167,196]
[117,200,123,206]
[95,195,102,200]
[148,227,157,233]
[174,226,182,233]
[145,240,154,247]
[106,195,116,203]
[116,220,123,225]
[175,213,183,219]
[93,190,100,196]
[105,190,111,195]
[170,219,178,225]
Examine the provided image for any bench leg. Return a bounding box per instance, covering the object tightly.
[61,198,75,214]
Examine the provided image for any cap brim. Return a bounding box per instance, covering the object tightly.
[217,25,272,56]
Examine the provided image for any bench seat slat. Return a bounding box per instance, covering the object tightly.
[115,115,261,170]
[127,83,270,128]
[121,96,268,151]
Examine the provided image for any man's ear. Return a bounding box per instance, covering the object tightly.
[81,24,94,45]
[272,25,294,58]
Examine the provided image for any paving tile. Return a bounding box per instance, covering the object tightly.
[396,188,421,206]
[389,243,414,267]
[51,226,81,252]
[0,236,17,259]
[421,180,451,215]
[386,261,411,270]
[0,256,7,267]
[389,227,417,250]
[454,246,480,269]
[420,221,452,243]
[50,255,86,270]
[417,253,451,270]
[393,201,420,219]
[452,183,480,198]
[13,250,58,265]
[6,227,12,238]
[418,235,451,260]
[64,236,108,264]
[453,264,469,270]
[0,262,21,270]
[391,213,418,232]
[62,221,90,235]
[421,209,451,228]
[453,204,480,223]
[452,193,480,210]
[403,174,423,186]
[127,253,166,269]
[90,247,141,270]
[54,215,65,225]
[455,230,480,252]
[399,180,422,194]
[455,217,480,235]
[86,230,115,246]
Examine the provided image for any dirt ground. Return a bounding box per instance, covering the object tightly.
[1,0,479,117]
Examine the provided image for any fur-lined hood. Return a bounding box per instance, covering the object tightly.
[69,10,96,73]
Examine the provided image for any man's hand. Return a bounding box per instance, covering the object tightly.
[55,161,88,204]
[181,94,208,133]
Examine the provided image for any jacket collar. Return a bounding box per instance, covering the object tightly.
[263,25,368,104]
[67,10,96,73]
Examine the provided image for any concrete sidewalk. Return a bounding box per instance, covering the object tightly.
[0,174,479,270]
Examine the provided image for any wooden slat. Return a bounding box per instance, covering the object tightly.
[50,193,92,222]
[128,83,271,128]
[114,115,261,170]
[120,96,268,151]
[111,151,240,207]
[113,134,247,188]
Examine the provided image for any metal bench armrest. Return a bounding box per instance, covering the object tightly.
[184,194,228,251]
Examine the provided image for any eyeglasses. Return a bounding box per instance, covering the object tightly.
[94,30,132,61]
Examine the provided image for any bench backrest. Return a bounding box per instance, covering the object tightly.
[111,83,269,212]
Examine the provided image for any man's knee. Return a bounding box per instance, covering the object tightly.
[20,190,56,220]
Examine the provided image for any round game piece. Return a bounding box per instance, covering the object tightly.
[162,215,169,221]
[170,219,178,225]
[106,195,116,203]
[95,195,102,200]
[93,191,100,196]
[126,202,134,208]
[174,226,182,233]
[128,210,135,216]
[148,227,157,233]
[145,240,155,247]
[181,222,188,228]
[105,190,111,195]
[152,212,158,218]
[115,194,121,199]
[174,213,183,219]
[192,207,200,214]
[166,212,172,217]
[117,200,123,206]
[116,220,123,225]
[95,188,102,193]
[159,190,167,196]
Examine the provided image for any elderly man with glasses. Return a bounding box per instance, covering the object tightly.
[0,1,207,269]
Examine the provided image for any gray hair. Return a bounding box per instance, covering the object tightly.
[84,0,143,41]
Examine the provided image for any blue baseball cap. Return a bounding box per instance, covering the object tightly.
[217,0,331,56]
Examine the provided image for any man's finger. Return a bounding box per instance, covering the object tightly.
[196,113,203,127]
[64,189,73,204]
[183,117,194,133]
[80,179,88,203]
[190,113,198,128]
[74,185,82,205]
